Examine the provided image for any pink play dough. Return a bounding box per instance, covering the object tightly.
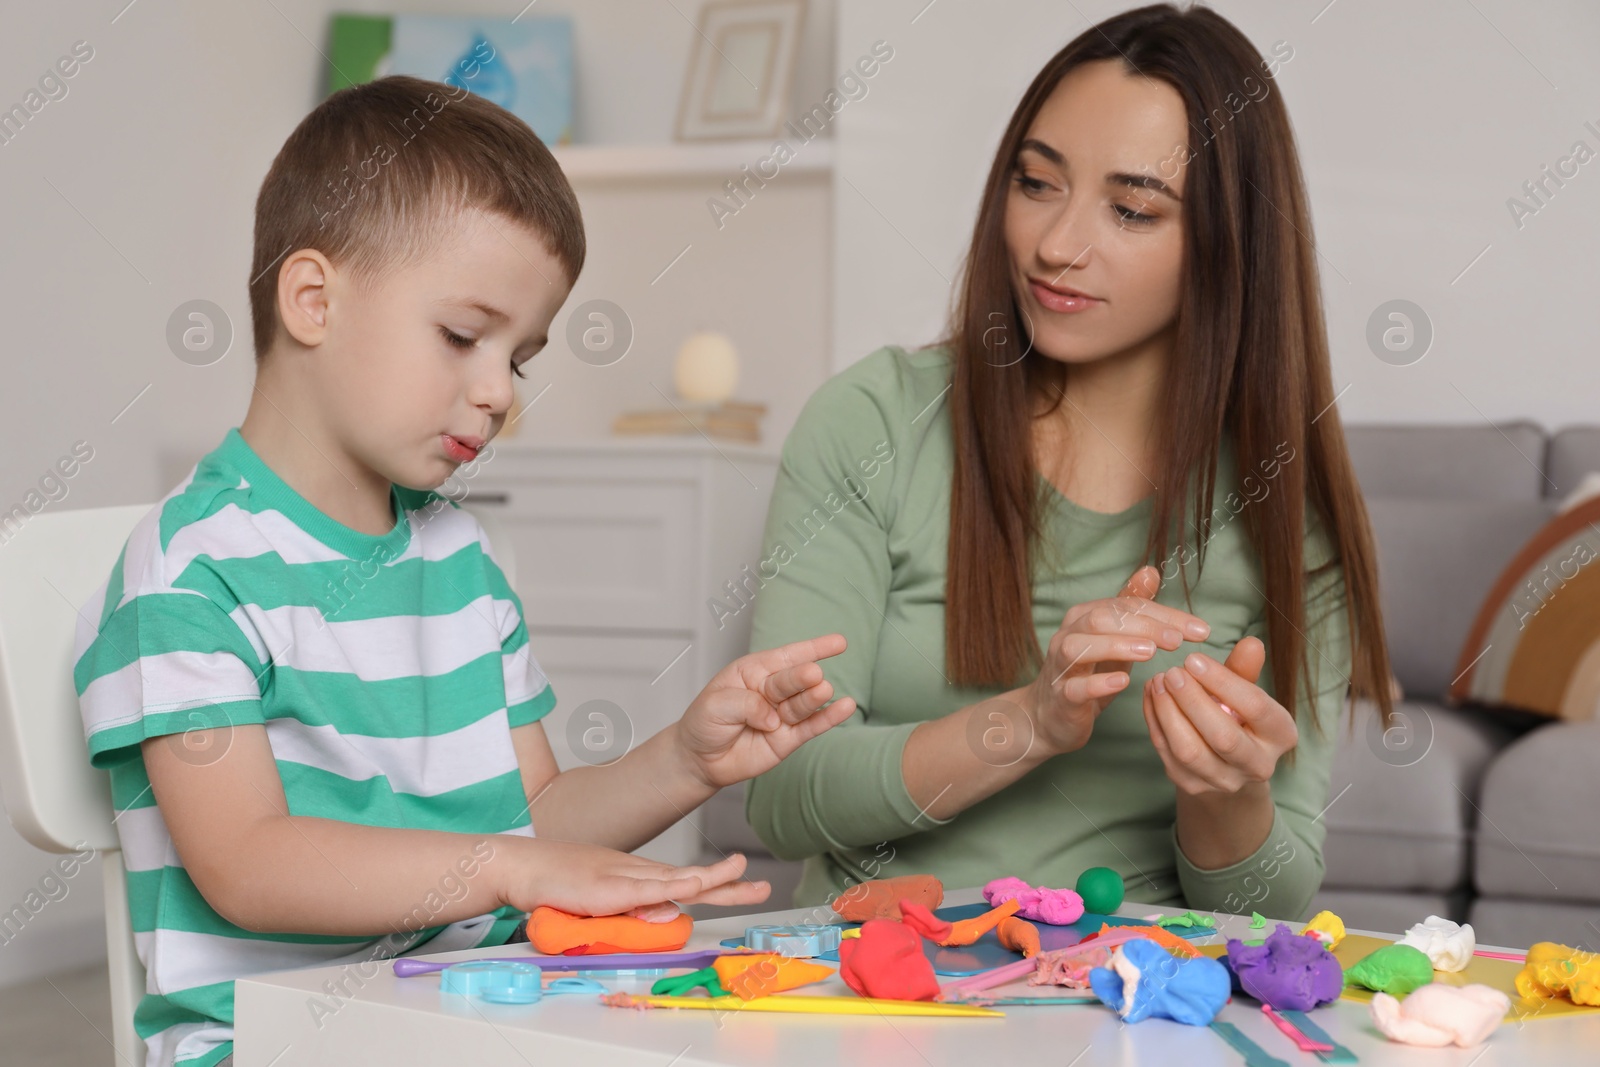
[983,877,1086,925]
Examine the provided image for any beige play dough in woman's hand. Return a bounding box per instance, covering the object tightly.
[674,331,739,403]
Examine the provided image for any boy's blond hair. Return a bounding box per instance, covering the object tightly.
[247,74,585,359]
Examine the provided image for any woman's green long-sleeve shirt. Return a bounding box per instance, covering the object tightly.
[743,344,1350,919]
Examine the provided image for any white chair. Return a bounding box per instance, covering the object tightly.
[0,503,151,1067]
[0,501,516,1067]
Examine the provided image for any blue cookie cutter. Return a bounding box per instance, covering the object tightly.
[441,961,542,1003]
[440,962,608,1005]
[744,923,843,958]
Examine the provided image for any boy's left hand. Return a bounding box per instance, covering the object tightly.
[1141,636,1299,795]
[675,633,857,790]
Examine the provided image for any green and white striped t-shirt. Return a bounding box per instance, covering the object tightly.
[72,426,556,1067]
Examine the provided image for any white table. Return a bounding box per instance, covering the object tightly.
[234,887,1595,1065]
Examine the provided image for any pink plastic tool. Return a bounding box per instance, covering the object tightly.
[1262,1003,1335,1053]
[1472,949,1525,962]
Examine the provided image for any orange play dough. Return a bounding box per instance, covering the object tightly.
[998,915,1042,957]
[526,905,693,955]
[714,954,835,1000]
[831,874,944,922]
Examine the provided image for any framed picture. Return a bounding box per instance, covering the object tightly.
[326,13,574,146]
[675,0,806,141]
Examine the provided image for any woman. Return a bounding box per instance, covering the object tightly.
[744,3,1394,920]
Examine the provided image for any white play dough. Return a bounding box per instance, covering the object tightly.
[674,331,739,403]
[1398,914,1476,972]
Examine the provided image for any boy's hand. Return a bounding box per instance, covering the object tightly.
[501,844,769,916]
[674,634,857,790]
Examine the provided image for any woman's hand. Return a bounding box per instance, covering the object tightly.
[501,842,769,917]
[1022,565,1211,756]
[1142,636,1299,794]
[674,634,858,790]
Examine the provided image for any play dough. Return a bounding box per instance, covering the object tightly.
[1089,940,1232,1025]
[831,874,944,922]
[713,954,835,1000]
[1075,866,1124,913]
[1300,910,1347,949]
[899,898,1022,946]
[1344,944,1435,997]
[1223,923,1343,1011]
[525,906,692,955]
[1516,941,1600,1005]
[997,916,1041,957]
[1371,983,1510,1047]
[1397,915,1475,972]
[838,918,940,1001]
[983,877,1085,925]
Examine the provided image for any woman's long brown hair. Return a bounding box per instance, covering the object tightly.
[942,3,1394,734]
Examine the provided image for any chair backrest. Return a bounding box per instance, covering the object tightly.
[0,503,149,854]
[1,500,517,854]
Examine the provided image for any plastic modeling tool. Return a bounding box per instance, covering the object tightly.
[600,992,1004,1017]
[1278,1009,1359,1064]
[1262,1004,1334,1053]
[1209,1020,1291,1067]
[393,948,735,978]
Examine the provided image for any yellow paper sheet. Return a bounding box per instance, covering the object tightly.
[1202,933,1598,1022]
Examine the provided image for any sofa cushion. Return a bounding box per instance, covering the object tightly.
[1545,426,1600,501]
[1322,699,1514,893]
[1469,897,1600,953]
[1308,888,1466,931]
[1345,422,1548,501]
[1365,498,1553,697]
[1474,721,1600,904]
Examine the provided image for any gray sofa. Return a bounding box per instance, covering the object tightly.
[1310,422,1600,950]
[696,423,1600,949]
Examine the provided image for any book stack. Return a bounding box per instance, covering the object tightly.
[612,401,767,443]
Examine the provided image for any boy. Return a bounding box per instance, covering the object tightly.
[71,75,856,1067]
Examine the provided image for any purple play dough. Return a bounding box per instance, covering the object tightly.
[1222,923,1343,1011]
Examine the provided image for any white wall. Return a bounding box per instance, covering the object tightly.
[832,0,1600,428]
[0,0,835,987]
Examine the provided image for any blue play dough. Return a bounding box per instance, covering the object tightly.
[718,903,1216,977]
[1088,939,1231,1025]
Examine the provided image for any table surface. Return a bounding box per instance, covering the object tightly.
[233,887,1597,1066]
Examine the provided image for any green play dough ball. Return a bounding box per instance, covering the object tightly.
[1344,944,1433,996]
[1075,866,1124,913]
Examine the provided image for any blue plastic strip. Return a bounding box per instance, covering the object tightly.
[1209,1021,1291,1067]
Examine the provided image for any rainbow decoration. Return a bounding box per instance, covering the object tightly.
[1448,497,1600,720]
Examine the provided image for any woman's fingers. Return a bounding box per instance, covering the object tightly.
[1058,669,1131,705]
[1174,652,1298,751]
[1063,596,1210,645]
[1159,664,1252,761]
[1143,679,1209,795]
[1149,672,1239,791]
[1048,631,1160,682]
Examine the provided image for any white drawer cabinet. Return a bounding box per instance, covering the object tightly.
[459,438,779,867]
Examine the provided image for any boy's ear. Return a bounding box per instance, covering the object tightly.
[277,248,333,347]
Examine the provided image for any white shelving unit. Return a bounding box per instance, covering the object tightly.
[552,138,834,182]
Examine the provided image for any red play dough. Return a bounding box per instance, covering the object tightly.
[837,918,940,1001]
[896,900,953,942]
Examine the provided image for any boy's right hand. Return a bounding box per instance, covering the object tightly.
[1019,564,1210,757]
[500,842,768,918]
